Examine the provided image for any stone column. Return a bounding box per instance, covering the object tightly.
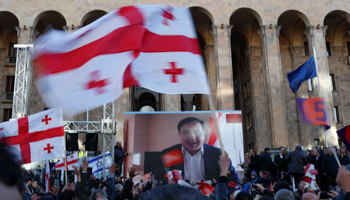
[304,26,337,147]
[206,44,217,104]
[258,25,288,149]
[159,94,180,111]
[15,26,33,44]
[211,25,234,110]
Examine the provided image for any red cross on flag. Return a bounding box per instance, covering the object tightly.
[53,152,78,170]
[33,5,210,117]
[0,108,65,164]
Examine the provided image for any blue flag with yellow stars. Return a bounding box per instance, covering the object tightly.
[287,56,317,93]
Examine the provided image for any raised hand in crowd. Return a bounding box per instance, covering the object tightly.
[128,167,139,179]
[62,184,69,192]
[81,157,88,172]
[74,166,81,182]
[109,163,119,174]
[218,154,230,177]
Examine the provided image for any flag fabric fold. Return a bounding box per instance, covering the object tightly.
[337,125,350,151]
[0,108,65,164]
[296,97,330,130]
[53,152,79,170]
[287,56,316,93]
[88,152,112,175]
[45,160,51,193]
[33,5,210,117]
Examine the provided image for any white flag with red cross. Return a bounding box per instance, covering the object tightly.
[53,152,78,170]
[33,5,210,117]
[0,108,65,164]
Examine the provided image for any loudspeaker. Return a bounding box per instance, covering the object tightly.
[66,133,78,151]
[85,133,98,151]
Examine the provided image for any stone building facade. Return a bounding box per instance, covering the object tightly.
[0,0,349,153]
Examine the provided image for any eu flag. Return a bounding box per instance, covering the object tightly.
[287,56,316,93]
[337,125,350,152]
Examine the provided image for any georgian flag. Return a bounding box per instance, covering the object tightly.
[0,108,65,164]
[33,5,210,117]
[53,152,78,170]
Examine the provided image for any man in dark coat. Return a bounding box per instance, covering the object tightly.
[274,147,285,180]
[114,141,131,177]
[322,147,338,188]
[310,148,326,190]
[259,147,275,173]
[249,149,260,175]
[285,145,306,188]
[159,117,240,184]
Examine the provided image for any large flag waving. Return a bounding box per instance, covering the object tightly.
[0,108,65,164]
[296,97,330,130]
[33,5,210,116]
[287,56,316,93]
[337,125,350,151]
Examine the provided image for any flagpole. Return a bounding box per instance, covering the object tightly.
[311,40,328,147]
[207,94,225,156]
[64,157,68,185]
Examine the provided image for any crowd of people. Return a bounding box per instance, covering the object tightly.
[2,141,350,200]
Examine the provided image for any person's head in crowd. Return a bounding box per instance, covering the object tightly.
[69,182,75,191]
[340,146,347,154]
[235,191,253,200]
[305,150,311,157]
[32,181,38,188]
[91,189,108,200]
[244,153,250,160]
[241,177,249,185]
[61,190,76,200]
[177,117,205,156]
[301,192,315,200]
[274,189,295,200]
[259,171,264,178]
[311,148,319,156]
[51,184,58,194]
[295,145,302,151]
[326,147,333,156]
[251,170,257,179]
[116,176,122,183]
[262,171,270,180]
[116,141,122,149]
[115,183,123,192]
[0,143,23,200]
[273,181,292,195]
[137,184,208,200]
[249,149,256,157]
[279,147,285,154]
[264,147,270,154]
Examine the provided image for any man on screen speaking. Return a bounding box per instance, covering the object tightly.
[160,117,240,184]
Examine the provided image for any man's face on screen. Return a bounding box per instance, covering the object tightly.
[179,122,205,156]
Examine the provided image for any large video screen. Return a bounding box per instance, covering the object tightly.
[123,111,244,182]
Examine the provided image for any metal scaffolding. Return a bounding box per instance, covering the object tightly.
[12,44,33,119]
